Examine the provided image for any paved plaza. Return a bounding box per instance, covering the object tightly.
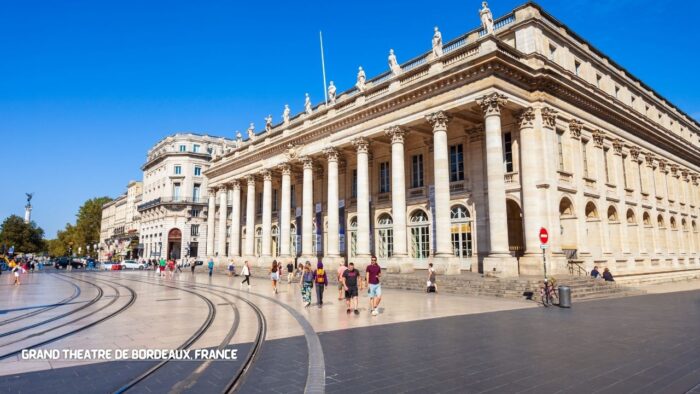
[0,270,699,393]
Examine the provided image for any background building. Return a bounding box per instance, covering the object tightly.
[99,181,142,261]
[203,2,700,278]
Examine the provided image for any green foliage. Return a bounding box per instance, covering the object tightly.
[45,197,112,257]
[0,215,45,254]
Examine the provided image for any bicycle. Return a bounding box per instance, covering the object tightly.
[539,279,559,307]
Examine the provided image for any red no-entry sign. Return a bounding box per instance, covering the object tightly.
[539,227,549,245]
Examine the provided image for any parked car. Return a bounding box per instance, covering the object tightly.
[102,261,121,270]
[122,260,146,270]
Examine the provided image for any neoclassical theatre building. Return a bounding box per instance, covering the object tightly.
[204,2,700,277]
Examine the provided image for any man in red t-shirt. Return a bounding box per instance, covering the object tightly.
[365,256,382,316]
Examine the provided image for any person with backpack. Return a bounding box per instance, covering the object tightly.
[313,261,328,308]
[299,261,314,307]
[207,258,214,277]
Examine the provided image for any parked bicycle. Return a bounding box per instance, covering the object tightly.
[540,278,559,307]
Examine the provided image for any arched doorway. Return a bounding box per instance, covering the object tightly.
[559,197,577,250]
[167,228,182,260]
[348,216,358,259]
[450,205,472,259]
[409,209,430,260]
[506,199,524,257]
[271,225,279,257]
[375,213,393,263]
[290,224,299,257]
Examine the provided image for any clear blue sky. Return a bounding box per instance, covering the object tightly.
[1,0,698,238]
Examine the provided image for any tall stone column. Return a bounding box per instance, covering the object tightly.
[301,156,315,259]
[217,185,228,258]
[645,154,660,255]
[569,119,589,256]
[230,180,241,257]
[385,126,410,271]
[279,164,292,259]
[426,112,453,259]
[261,170,272,258]
[477,93,517,276]
[516,107,546,275]
[206,189,216,257]
[612,139,630,255]
[630,148,646,255]
[324,148,341,260]
[592,130,610,255]
[352,137,371,258]
[245,175,256,257]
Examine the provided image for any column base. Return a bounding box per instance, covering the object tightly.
[483,255,519,277]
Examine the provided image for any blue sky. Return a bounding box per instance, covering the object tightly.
[1,0,698,238]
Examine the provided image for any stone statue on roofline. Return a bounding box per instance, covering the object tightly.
[235,131,242,147]
[388,49,402,76]
[328,81,337,105]
[282,104,290,125]
[265,114,272,132]
[356,66,367,92]
[480,1,494,35]
[247,122,256,141]
[432,26,443,58]
[304,93,312,115]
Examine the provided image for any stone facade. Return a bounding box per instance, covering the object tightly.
[202,3,700,277]
[99,181,142,261]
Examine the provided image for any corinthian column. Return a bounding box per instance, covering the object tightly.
[425,113,452,257]
[385,126,409,261]
[245,175,256,257]
[217,185,228,258]
[206,189,216,257]
[324,147,341,259]
[517,108,545,260]
[230,180,241,257]
[279,164,292,259]
[301,156,314,258]
[261,170,272,258]
[352,137,371,258]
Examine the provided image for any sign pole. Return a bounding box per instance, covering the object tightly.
[542,247,547,280]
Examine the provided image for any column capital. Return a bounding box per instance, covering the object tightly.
[629,146,641,162]
[323,147,340,162]
[477,92,508,116]
[230,179,241,190]
[540,107,558,128]
[352,137,370,154]
[260,169,272,181]
[669,164,679,177]
[612,139,624,155]
[592,129,605,148]
[384,125,408,143]
[246,174,256,185]
[425,111,450,131]
[681,169,689,181]
[217,184,229,192]
[568,119,583,139]
[207,187,217,195]
[516,107,536,129]
[644,153,656,168]
[658,159,668,173]
[300,155,314,169]
[691,174,698,185]
[278,163,292,175]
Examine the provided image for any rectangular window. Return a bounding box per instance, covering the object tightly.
[190,224,200,236]
[604,148,611,183]
[273,189,278,211]
[173,183,181,201]
[174,165,182,175]
[622,155,629,188]
[411,154,424,188]
[503,132,513,173]
[193,183,201,202]
[449,144,465,182]
[351,169,358,198]
[179,145,186,152]
[557,132,564,171]
[379,161,390,193]
[290,185,296,208]
[191,209,200,218]
[582,140,589,178]
[193,144,200,153]
[194,166,202,176]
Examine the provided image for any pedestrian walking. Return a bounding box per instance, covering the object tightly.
[190,257,196,274]
[176,260,183,273]
[300,262,314,307]
[313,261,328,307]
[241,261,251,288]
[270,260,280,294]
[159,258,166,277]
[207,258,214,277]
[167,259,175,279]
[228,261,235,277]
[366,256,382,316]
[342,262,360,314]
[427,262,437,293]
[12,265,20,286]
[286,261,294,283]
[337,262,348,300]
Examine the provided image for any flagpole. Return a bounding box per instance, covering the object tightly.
[320,30,328,105]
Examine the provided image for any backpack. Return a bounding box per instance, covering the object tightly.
[316,268,325,284]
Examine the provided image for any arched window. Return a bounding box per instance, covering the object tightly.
[559,197,574,216]
[348,216,358,258]
[376,213,393,259]
[626,209,636,224]
[585,202,598,219]
[451,205,473,258]
[657,215,665,229]
[271,225,280,257]
[409,210,430,259]
[670,217,678,230]
[607,206,618,222]
[643,212,652,226]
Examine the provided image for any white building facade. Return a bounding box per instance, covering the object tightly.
[205,3,700,277]
[99,181,142,261]
[138,133,234,261]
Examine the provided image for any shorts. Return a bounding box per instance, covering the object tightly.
[345,286,358,299]
[368,283,382,298]
[271,272,279,281]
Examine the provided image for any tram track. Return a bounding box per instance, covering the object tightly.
[0,274,82,327]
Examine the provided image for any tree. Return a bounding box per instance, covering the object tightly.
[74,197,111,247]
[0,215,45,254]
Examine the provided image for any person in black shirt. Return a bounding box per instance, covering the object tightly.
[342,262,361,315]
[603,267,615,282]
[287,262,294,283]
